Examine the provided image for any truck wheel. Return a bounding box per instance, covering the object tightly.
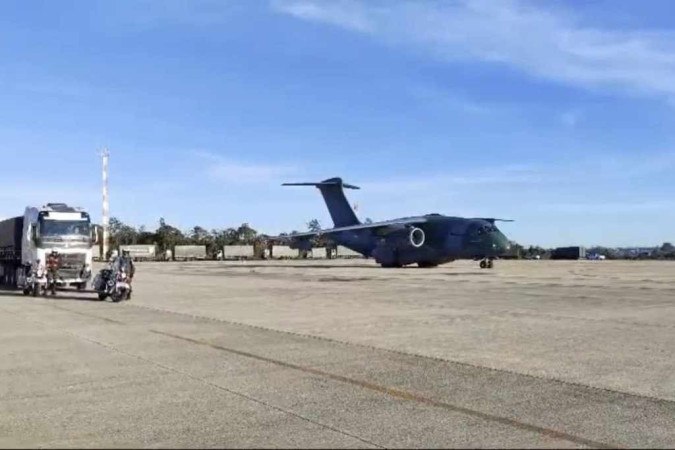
[22,288,30,296]
[97,293,108,301]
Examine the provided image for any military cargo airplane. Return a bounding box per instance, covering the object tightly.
[279,177,512,268]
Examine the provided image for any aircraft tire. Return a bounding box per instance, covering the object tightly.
[479,260,487,269]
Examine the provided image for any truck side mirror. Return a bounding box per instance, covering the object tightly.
[91,225,100,244]
[28,222,39,244]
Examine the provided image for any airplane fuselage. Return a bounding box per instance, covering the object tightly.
[330,214,511,267]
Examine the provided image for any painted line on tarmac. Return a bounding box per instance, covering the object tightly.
[150,328,617,450]
[45,302,126,325]
[29,299,675,407]
[0,306,384,450]
[126,302,674,406]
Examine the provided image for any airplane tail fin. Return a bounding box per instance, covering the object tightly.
[283,177,361,227]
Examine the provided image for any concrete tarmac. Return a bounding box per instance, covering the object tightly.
[1,260,674,448]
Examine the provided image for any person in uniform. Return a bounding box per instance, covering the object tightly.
[119,250,136,298]
[46,251,60,295]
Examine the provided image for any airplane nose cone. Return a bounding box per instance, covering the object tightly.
[492,233,510,255]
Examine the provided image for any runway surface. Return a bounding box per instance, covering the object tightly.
[1,260,673,448]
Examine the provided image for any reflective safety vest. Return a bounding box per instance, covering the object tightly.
[46,255,60,271]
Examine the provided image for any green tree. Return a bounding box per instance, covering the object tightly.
[236,223,258,244]
[190,226,211,244]
[156,218,185,252]
[508,241,524,259]
[108,217,138,247]
[307,219,322,232]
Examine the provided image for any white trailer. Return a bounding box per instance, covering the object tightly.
[223,245,255,260]
[271,245,298,259]
[119,244,157,261]
[309,247,327,259]
[174,245,207,261]
[337,245,363,258]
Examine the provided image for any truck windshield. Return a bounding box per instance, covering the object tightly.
[40,219,90,237]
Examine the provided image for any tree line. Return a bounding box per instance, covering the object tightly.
[508,242,675,260]
[105,217,335,258]
[107,217,263,257]
[106,217,675,260]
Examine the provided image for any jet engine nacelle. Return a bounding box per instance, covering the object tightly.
[409,227,425,248]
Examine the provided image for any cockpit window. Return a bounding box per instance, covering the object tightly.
[472,224,497,236]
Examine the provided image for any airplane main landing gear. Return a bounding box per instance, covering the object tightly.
[479,258,494,269]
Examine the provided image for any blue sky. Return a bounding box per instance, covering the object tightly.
[1,0,674,247]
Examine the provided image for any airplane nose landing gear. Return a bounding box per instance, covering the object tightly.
[479,258,494,269]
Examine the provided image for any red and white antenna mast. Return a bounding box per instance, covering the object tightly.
[101,148,110,260]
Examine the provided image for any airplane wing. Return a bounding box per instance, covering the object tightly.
[272,217,429,240]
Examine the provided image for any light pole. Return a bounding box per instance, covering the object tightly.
[101,148,110,260]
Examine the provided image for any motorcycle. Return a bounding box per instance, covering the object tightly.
[22,265,48,297]
[93,265,131,302]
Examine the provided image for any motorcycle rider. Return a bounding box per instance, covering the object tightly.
[118,250,136,298]
[46,251,60,295]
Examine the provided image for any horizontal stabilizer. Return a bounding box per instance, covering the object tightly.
[480,218,515,223]
[282,177,360,190]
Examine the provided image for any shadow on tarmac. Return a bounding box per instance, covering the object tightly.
[220,263,381,269]
[218,263,466,269]
[0,287,102,302]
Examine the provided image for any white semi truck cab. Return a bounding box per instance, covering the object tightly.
[0,203,98,289]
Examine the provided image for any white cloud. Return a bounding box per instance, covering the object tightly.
[196,151,299,183]
[272,0,374,33]
[407,85,499,115]
[537,200,675,214]
[274,0,675,100]
[350,150,675,221]
[360,163,543,194]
